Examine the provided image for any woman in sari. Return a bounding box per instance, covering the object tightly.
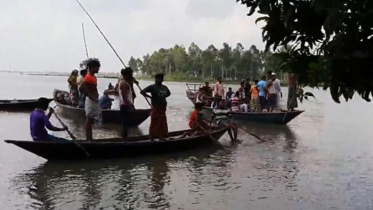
[68,70,79,107]
[287,73,298,111]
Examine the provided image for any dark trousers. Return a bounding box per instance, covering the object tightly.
[213,96,222,109]
[259,96,267,111]
[120,105,131,139]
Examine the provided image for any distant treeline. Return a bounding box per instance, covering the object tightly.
[127,42,286,82]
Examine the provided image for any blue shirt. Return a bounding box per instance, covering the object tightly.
[30,110,55,141]
[99,95,113,109]
[257,80,267,97]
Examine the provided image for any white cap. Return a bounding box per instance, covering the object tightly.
[271,72,276,76]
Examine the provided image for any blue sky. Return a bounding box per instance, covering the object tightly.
[0,0,264,72]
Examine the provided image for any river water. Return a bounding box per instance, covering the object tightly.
[0,72,372,210]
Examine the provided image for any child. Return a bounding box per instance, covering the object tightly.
[189,102,210,136]
[180,103,210,138]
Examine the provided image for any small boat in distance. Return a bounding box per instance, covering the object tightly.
[53,89,151,125]
[4,127,228,160]
[0,98,53,111]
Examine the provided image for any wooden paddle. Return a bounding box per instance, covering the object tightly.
[236,126,266,142]
[75,0,152,108]
[53,112,77,140]
[52,111,90,157]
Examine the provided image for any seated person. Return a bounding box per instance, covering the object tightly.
[231,91,240,112]
[189,102,210,136]
[195,88,206,104]
[30,98,69,142]
[240,101,250,112]
[226,87,234,108]
[99,90,114,109]
[202,81,213,97]
[108,83,114,90]
[180,103,210,138]
[214,114,238,142]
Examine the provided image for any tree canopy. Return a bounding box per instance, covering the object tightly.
[128,43,281,82]
[237,0,373,102]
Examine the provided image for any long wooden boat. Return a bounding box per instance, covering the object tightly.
[202,107,304,125]
[4,127,228,160]
[0,98,52,111]
[186,83,201,104]
[54,89,150,125]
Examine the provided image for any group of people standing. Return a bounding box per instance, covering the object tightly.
[31,58,172,142]
[196,71,298,112]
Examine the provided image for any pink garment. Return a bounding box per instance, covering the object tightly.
[213,82,224,97]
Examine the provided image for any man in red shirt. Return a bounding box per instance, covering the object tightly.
[79,58,101,141]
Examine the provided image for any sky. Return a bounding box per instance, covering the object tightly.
[0,0,264,72]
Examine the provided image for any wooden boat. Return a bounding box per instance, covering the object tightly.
[4,127,228,160]
[202,107,304,125]
[0,98,52,111]
[54,89,150,125]
[185,83,201,104]
[186,83,214,106]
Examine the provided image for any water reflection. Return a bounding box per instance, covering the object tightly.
[10,147,224,209]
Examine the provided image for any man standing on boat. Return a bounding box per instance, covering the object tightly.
[141,74,171,141]
[257,76,267,111]
[119,68,135,140]
[287,73,298,111]
[244,78,251,107]
[213,77,224,109]
[272,73,283,110]
[30,98,69,142]
[78,69,87,108]
[79,58,102,141]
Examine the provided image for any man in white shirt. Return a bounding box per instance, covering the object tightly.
[272,73,283,110]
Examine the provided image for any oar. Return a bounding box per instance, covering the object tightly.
[75,0,152,108]
[236,126,266,142]
[53,112,77,140]
[53,111,91,157]
[82,23,89,59]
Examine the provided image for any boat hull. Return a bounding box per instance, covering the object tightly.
[202,107,303,125]
[0,99,52,111]
[54,89,150,125]
[4,128,228,160]
[229,110,304,125]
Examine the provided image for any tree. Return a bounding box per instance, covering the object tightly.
[232,43,244,80]
[127,42,279,81]
[218,43,233,79]
[237,0,373,102]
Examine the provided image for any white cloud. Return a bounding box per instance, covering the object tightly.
[0,0,264,72]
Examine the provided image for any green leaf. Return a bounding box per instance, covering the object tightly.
[255,16,268,24]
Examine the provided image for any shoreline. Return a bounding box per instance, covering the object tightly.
[1,71,291,86]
